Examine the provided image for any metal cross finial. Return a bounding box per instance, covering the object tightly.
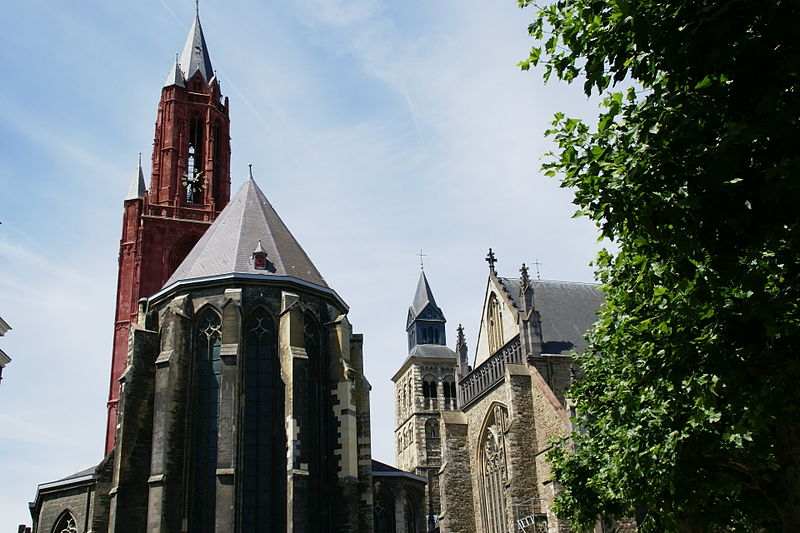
[138,151,142,167]
[248,163,254,180]
[486,248,497,273]
[531,258,542,280]
[195,0,200,15]
[417,249,427,270]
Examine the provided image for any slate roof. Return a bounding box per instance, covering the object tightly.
[165,13,214,87]
[164,176,327,289]
[409,344,456,360]
[125,155,146,200]
[37,466,96,491]
[407,271,445,327]
[371,460,404,473]
[411,272,436,316]
[497,278,604,355]
[371,459,427,483]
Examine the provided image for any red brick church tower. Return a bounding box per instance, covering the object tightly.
[106,11,231,452]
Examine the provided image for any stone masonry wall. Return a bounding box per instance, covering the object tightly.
[527,365,572,532]
[438,411,475,533]
[35,483,93,533]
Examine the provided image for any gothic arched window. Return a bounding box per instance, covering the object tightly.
[186,115,205,204]
[52,510,78,533]
[479,404,510,533]
[168,233,199,274]
[374,487,396,533]
[191,308,222,533]
[405,495,420,533]
[301,311,331,530]
[487,293,504,355]
[241,307,284,531]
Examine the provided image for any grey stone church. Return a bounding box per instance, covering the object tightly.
[27,10,624,533]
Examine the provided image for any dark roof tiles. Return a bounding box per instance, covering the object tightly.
[497,277,603,356]
[409,344,457,359]
[164,176,327,289]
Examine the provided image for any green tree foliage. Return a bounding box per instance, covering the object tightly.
[518,1,800,531]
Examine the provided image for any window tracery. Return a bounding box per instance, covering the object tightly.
[191,309,222,533]
[241,307,283,531]
[52,511,78,533]
[479,404,510,533]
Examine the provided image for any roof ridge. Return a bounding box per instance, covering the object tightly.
[229,181,252,274]
[163,178,328,290]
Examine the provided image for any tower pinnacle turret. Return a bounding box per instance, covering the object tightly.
[406,271,447,351]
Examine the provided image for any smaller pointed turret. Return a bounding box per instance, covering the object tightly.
[455,324,470,378]
[164,52,186,88]
[125,153,147,200]
[408,271,440,323]
[406,271,447,351]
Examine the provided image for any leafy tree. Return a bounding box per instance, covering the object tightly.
[518,0,800,531]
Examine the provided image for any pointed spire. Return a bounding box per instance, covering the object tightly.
[125,153,147,200]
[164,172,327,289]
[520,263,531,293]
[164,52,186,88]
[411,270,438,318]
[456,324,470,376]
[178,11,214,83]
[456,324,468,358]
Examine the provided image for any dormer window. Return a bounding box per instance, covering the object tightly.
[252,240,268,270]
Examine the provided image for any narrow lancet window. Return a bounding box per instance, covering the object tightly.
[191,309,222,533]
[185,115,205,203]
[241,308,284,531]
[479,405,510,533]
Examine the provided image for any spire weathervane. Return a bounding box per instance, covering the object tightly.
[418,249,427,271]
[248,163,254,180]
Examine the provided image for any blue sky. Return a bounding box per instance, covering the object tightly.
[0,0,602,527]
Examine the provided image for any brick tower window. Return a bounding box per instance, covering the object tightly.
[185,115,205,204]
